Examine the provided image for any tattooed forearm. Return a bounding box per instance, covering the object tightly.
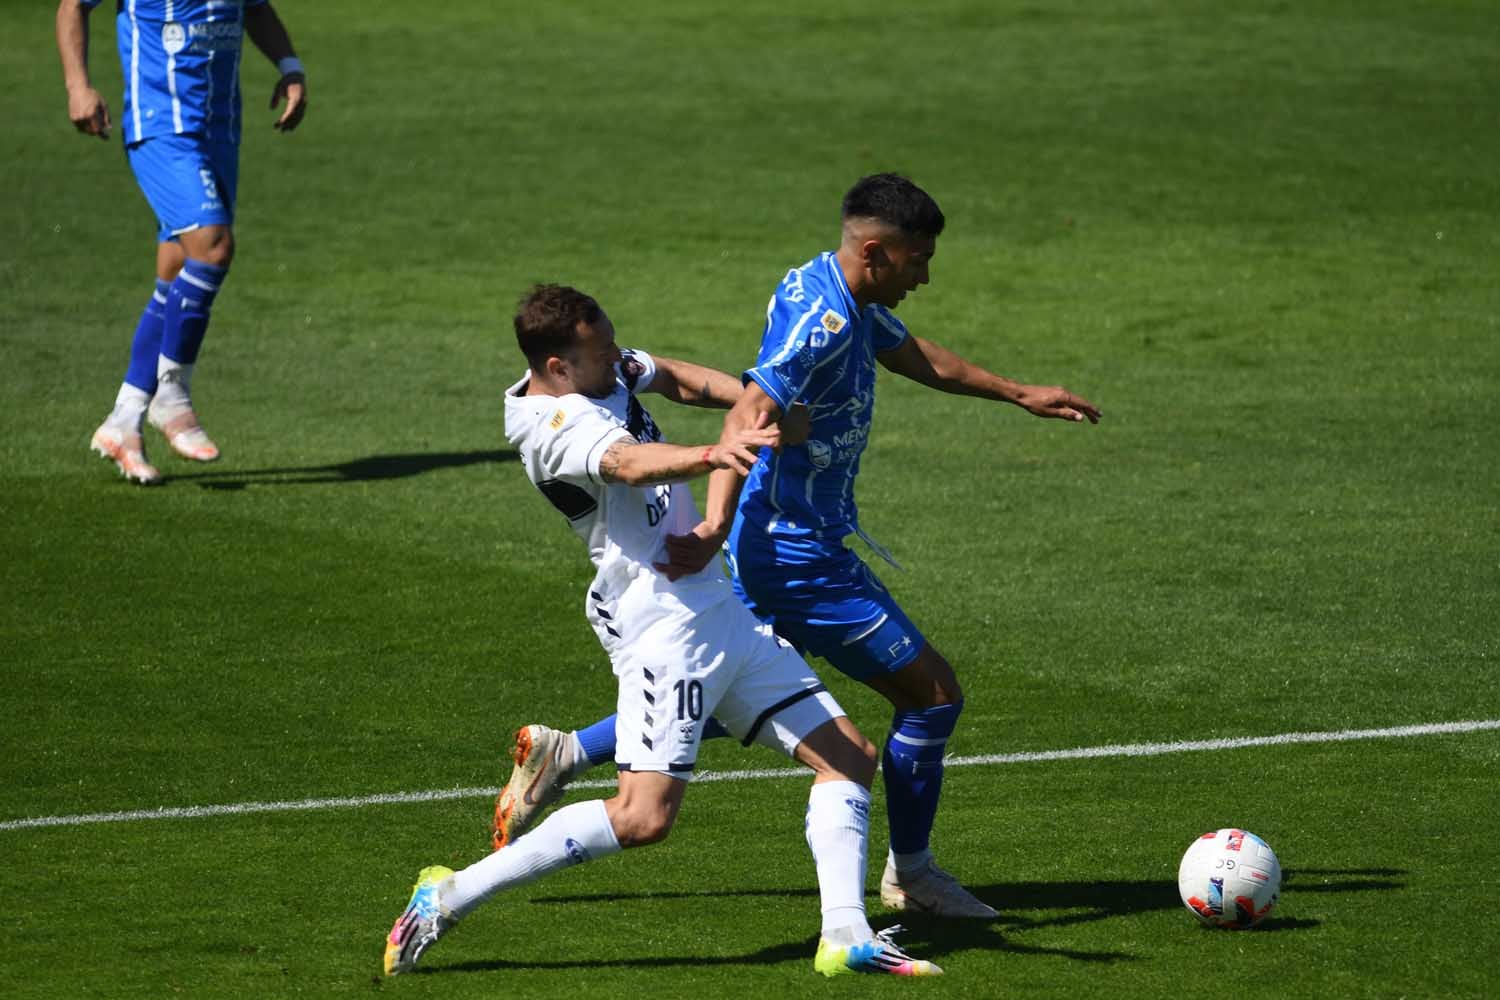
[597,438,637,483]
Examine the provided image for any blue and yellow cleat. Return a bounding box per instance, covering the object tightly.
[814,925,943,978]
[383,865,456,975]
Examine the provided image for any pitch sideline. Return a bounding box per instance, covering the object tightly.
[3,718,1496,833]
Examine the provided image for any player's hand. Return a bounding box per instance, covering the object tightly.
[270,72,307,131]
[67,86,111,140]
[778,402,810,447]
[707,419,780,475]
[1015,384,1101,424]
[655,521,727,581]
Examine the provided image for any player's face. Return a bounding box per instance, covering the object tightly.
[564,313,624,399]
[871,234,937,309]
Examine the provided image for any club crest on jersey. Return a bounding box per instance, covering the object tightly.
[548,409,566,431]
[820,309,847,335]
[161,22,187,55]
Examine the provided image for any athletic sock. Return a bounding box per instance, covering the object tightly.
[158,259,227,410]
[124,279,171,396]
[805,780,875,941]
[443,799,621,921]
[882,700,963,857]
[105,383,153,433]
[574,715,618,767]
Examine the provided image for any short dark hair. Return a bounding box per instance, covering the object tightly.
[514,284,602,367]
[840,173,945,238]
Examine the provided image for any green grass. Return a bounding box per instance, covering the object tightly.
[2,1,1498,996]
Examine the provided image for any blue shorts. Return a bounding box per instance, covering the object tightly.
[726,520,925,681]
[126,133,239,242]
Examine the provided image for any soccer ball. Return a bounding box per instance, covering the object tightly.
[1177,828,1282,929]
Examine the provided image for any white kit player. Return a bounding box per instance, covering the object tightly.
[382,284,940,979]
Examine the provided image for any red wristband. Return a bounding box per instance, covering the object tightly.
[701,448,713,467]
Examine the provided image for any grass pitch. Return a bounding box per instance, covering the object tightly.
[2,1,1498,997]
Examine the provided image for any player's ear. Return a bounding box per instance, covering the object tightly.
[861,239,888,271]
[544,354,569,381]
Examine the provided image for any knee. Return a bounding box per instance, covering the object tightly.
[606,798,677,847]
[190,228,236,269]
[823,731,878,788]
[800,719,878,788]
[201,232,235,268]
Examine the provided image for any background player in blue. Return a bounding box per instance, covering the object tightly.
[56,0,308,484]
[497,174,1101,919]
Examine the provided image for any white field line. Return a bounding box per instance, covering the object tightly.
[3,718,1497,833]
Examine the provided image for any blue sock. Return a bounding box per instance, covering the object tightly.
[882,701,963,855]
[575,715,618,766]
[124,279,171,392]
[574,712,732,765]
[162,259,228,364]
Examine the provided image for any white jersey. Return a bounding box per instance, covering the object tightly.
[503,349,736,658]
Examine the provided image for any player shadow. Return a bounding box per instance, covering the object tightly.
[490,866,1404,970]
[157,448,516,488]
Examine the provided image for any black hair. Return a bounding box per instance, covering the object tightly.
[840,173,945,237]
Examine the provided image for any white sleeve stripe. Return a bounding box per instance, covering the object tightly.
[763,296,825,369]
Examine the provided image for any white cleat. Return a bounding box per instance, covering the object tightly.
[148,400,219,462]
[90,423,161,485]
[491,724,576,851]
[880,858,998,919]
[383,865,456,976]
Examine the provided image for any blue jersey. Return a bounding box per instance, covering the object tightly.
[739,251,910,543]
[84,0,267,145]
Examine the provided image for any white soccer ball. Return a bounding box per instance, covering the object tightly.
[1177,828,1282,929]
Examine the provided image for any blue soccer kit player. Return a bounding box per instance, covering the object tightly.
[57,0,308,484]
[495,175,1100,918]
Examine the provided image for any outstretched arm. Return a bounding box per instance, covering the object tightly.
[646,356,745,409]
[245,2,307,131]
[56,0,110,139]
[656,383,783,579]
[877,335,1101,423]
[596,417,779,487]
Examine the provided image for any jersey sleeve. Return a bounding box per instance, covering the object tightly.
[869,305,910,352]
[617,348,658,394]
[533,398,633,487]
[743,290,853,413]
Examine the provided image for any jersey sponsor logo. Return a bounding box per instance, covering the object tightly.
[820,309,847,335]
[187,20,244,53]
[548,408,566,430]
[161,23,188,55]
[831,424,870,450]
[644,483,672,526]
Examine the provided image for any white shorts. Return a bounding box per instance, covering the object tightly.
[611,595,844,776]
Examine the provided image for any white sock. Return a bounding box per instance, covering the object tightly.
[565,732,591,780]
[443,798,621,921]
[805,780,874,941]
[889,847,933,874]
[154,356,194,411]
[106,384,152,432]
